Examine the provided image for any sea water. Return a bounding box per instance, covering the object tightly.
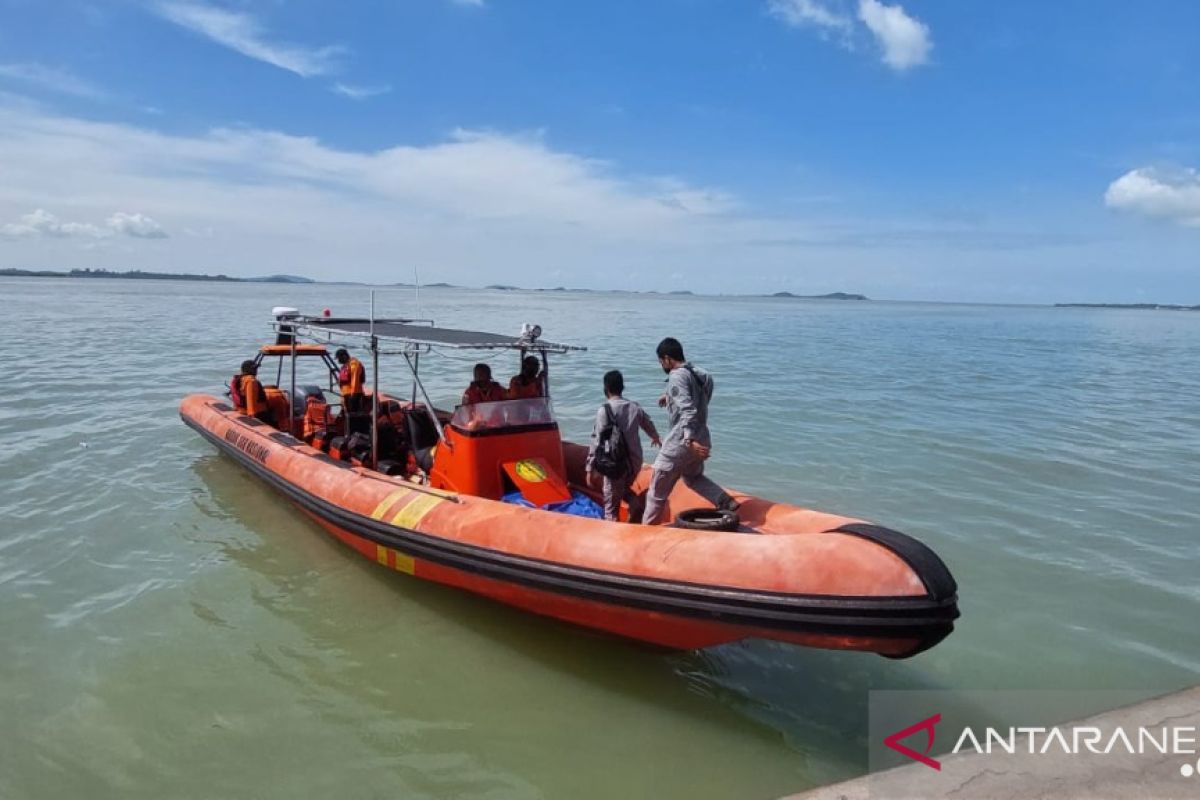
[1,278,1197,799]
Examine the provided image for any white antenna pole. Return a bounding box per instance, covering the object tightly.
[369,288,379,469]
[414,267,421,320]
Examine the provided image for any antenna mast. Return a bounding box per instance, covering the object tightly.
[414,267,422,320]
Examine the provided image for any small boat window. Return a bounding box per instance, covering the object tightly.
[451,397,556,432]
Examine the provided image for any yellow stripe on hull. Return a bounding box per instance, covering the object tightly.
[391,493,443,530]
[370,488,412,520]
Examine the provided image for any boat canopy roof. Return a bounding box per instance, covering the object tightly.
[284,316,585,354]
[259,344,330,356]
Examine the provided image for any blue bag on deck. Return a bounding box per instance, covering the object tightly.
[502,490,604,519]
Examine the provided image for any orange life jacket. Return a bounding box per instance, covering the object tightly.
[230,375,245,409]
[240,374,266,416]
[338,358,365,397]
[303,396,329,440]
[463,381,505,405]
[507,375,543,400]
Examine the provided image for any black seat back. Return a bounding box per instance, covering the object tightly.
[405,407,440,451]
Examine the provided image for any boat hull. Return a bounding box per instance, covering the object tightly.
[182,395,958,657]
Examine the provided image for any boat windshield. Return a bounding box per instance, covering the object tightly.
[450,397,556,432]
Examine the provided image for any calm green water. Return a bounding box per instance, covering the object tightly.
[1,278,1198,799]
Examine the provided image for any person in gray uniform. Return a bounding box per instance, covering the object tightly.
[585,370,661,522]
[642,337,739,525]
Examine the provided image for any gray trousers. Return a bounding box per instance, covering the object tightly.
[604,479,633,522]
[642,450,727,525]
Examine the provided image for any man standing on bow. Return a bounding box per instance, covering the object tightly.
[642,337,740,525]
[335,348,366,414]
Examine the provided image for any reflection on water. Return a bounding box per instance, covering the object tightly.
[2,278,1198,799]
[187,453,827,797]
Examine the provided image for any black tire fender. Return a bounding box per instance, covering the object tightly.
[673,508,740,532]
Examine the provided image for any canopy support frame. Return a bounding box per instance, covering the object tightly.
[269,303,584,467]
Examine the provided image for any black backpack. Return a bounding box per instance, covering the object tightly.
[592,403,629,479]
[346,432,373,462]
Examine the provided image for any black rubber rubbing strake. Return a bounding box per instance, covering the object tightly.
[832,523,958,601]
[182,409,958,652]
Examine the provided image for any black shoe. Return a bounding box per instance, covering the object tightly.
[716,496,741,514]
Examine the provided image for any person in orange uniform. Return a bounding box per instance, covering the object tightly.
[462,363,505,405]
[238,360,273,424]
[507,355,544,400]
[335,348,366,414]
[229,363,248,409]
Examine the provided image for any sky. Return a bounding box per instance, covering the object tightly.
[0,0,1197,302]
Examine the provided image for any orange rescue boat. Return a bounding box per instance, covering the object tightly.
[180,308,959,657]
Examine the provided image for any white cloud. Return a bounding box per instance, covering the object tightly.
[1,209,105,238]
[106,212,169,238]
[153,2,341,77]
[1105,167,1200,227]
[857,0,932,71]
[332,83,392,100]
[0,103,742,281]
[767,0,932,70]
[1,208,168,239]
[0,63,105,99]
[450,0,486,7]
[652,179,738,215]
[0,100,1160,300]
[767,0,853,39]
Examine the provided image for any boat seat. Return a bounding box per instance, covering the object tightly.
[302,396,332,441]
[406,409,440,451]
[413,446,434,474]
[262,387,291,430]
[291,385,326,409]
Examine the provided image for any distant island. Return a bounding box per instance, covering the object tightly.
[1055,303,1200,311]
[9,271,1195,308]
[252,274,315,284]
[0,267,314,284]
[770,291,868,301]
[2,268,878,302]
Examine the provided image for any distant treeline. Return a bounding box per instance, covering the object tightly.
[770,291,868,300]
[1055,303,1200,311]
[0,268,313,283]
[2,268,873,300]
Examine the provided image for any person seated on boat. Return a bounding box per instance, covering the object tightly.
[506,356,544,400]
[229,363,248,410]
[335,348,366,414]
[237,361,274,425]
[461,363,505,405]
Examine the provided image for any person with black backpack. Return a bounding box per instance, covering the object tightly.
[585,370,661,522]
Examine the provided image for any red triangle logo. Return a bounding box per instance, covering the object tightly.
[883,713,942,770]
